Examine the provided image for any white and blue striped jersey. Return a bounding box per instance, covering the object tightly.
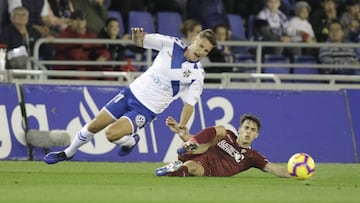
[129,34,205,114]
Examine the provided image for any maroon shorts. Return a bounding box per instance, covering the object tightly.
[179,153,212,176]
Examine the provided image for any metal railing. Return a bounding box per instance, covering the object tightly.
[32,38,153,69]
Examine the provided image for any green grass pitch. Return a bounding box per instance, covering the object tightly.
[0,161,359,203]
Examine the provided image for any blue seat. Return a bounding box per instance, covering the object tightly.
[157,12,182,38]
[234,53,256,63]
[293,55,319,74]
[234,53,256,73]
[263,54,290,74]
[128,11,155,33]
[108,10,125,36]
[227,14,246,40]
[127,11,155,64]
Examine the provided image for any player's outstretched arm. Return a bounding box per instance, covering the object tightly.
[131,27,145,47]
[165,116,192,141]
[263,162,292,178]
[178,103,194,129]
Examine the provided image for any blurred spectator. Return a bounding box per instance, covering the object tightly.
[0,7,44,69]
[255,0,291,55]
[340,0,360,41]
[71,0,108,34]
[206,23,233,74]
[47,0,74,35]
[212,24,234,63]
[318,20,359,74]
[310,0,339,42]
[287,2,316,43]
[8,0,53,37]
[286,1,317,56]
[108,0,146,33]
[179,19,203,44]
[185,0,228,29]
[98,18,127,62]
[208,23,252,74]
[54,9,110,78]
[209,23,248,64]
[97,17,138,72]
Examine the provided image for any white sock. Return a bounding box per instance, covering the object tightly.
[113,135,135,147]
[64,124,95,157]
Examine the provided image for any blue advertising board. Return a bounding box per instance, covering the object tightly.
[17,84,358,163]
[0,83,358,163]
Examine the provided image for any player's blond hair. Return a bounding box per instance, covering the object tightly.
[198,29,217,47]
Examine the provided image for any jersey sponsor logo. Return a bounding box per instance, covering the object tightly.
[217,139,245,163]
[149,72,171,91]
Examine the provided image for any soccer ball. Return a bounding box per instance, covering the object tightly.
[287,153,315,180]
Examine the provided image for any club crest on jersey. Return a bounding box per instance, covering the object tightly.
[135,115,146,128]
[183,69,191,78]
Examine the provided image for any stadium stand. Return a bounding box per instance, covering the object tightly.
[1,0,359,90]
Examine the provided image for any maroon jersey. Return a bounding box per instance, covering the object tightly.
[180,130,269,176]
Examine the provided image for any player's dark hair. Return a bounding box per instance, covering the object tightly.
[240,114,261,130]
[198,29,217,47]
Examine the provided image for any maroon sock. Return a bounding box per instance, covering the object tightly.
[192,127,217,144]
[167,166,189,177]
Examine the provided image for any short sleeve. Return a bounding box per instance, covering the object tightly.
[143,33,175,51]
[251,150,269,171]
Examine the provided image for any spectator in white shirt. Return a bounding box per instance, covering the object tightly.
[286,1,317,56]
[287,1,316,43]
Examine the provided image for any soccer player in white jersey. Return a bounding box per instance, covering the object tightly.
[44,27,217,164]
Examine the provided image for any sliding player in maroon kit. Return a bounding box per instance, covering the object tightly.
[156,114,292,177]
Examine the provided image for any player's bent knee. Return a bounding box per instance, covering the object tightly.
[184,160,204,176]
